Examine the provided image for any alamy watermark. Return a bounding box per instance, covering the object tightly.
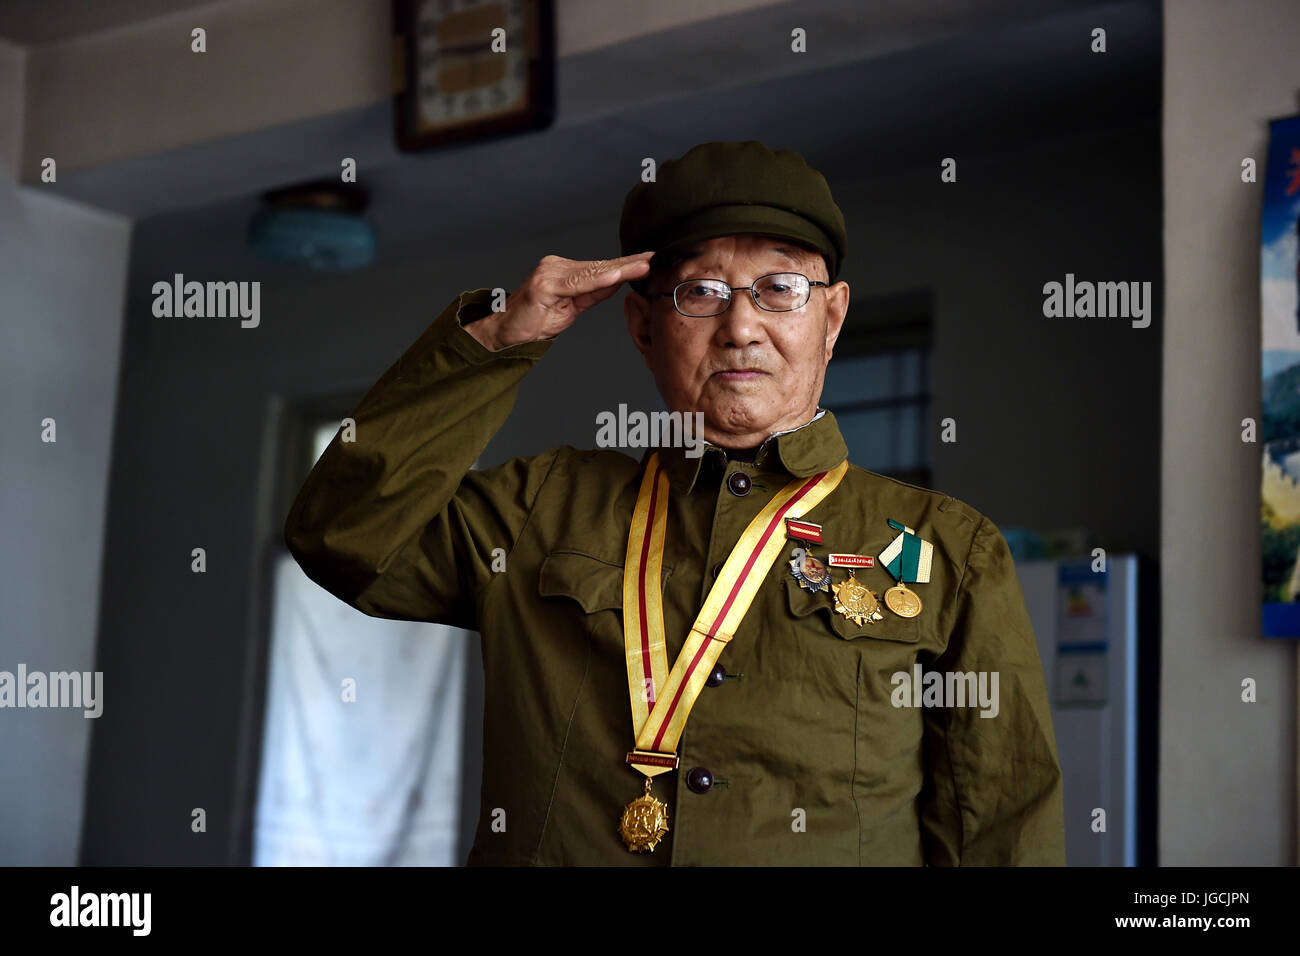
[595,404,706,458]
[1042,273,1152,328]
[890,664,999,718]
[152,273,260,328]
[0,665,102,718]
[50,886,150,935]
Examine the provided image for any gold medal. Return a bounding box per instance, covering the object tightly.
[877,519,932,619]
[884,582,923,618]
[831,570,884,626]
[618,776,670,852]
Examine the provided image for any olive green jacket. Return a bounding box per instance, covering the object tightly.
[283,288,1066,866]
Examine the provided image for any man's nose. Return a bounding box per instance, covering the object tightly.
[714,292,768,346]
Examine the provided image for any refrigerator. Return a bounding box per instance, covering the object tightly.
[1016,554,1142,866]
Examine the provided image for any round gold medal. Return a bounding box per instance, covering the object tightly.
[884,583,923,618]
[618,778,670,852]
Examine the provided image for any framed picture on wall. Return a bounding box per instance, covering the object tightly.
[393,0,555,152]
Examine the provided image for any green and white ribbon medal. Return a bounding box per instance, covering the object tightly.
[877,518,931,618]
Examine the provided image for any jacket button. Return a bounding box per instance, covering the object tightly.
[686,767,714,794]
[711,561,723,578]
[726,471,751,496]
[705,663,727,687]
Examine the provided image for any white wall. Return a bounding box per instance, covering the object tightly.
[1162,0,1299,865]
[0,172,132,863]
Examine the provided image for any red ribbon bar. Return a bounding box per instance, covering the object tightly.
[625,751,679,770]
[828,553,874,567]
[785,518,823,543]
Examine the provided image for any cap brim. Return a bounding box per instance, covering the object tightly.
[648,204,837,279]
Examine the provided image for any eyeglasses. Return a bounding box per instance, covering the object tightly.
[656,272,829,317]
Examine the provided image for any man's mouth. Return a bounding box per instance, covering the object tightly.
[712,368,767,381]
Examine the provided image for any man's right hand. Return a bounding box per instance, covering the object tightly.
[466,251,656,352]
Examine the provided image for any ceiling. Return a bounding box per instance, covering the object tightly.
[0,0,218,46]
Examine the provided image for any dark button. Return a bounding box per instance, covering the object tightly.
[705,663,727,687]
[711,561,723,578]
[727,471,751,496]
[686,767,714,794]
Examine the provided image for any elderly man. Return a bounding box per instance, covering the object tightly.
[283,141,1065,866]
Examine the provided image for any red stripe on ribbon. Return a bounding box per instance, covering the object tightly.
[637,464,661,705]
[651,470,828,750]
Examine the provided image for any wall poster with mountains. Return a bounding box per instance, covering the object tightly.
[1259,113,1300,637]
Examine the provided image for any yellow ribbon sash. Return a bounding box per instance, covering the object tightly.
[622,451,849,766]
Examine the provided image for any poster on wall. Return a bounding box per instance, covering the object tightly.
[1259,114,1300,637]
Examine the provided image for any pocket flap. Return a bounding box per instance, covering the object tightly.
[538,549,673,615]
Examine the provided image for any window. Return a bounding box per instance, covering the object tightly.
[821,290,933,486]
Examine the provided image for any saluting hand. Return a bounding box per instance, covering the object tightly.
[466,251,656,352]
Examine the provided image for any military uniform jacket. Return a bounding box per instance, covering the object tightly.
[283,288,1067,866]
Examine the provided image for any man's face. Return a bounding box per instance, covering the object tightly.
[624,234,850,448]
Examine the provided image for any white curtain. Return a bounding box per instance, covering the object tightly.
[254,552,472,865]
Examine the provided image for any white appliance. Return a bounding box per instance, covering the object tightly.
[1016,555,1140,866]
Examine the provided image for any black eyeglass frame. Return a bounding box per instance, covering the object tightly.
[653,272,830,317]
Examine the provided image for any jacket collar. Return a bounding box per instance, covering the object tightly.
[646,407,849,494]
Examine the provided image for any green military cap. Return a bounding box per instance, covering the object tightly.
[619,140,848,282]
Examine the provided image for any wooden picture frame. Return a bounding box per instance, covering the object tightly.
[393,0,555,153]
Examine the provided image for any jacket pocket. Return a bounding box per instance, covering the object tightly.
[537,548,673,613]
[783,570,920,644]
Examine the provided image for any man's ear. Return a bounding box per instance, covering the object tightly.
[625,289,654,367]
[823,279,849,361]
